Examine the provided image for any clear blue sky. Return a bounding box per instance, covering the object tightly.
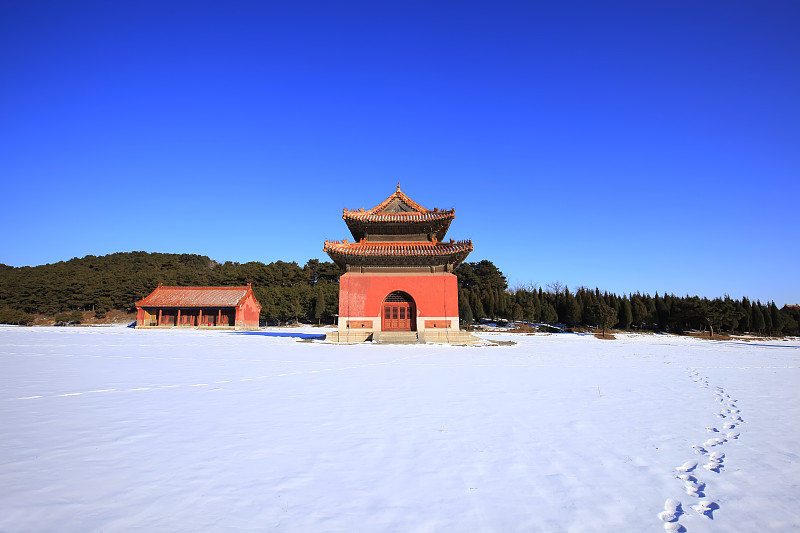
[1,1,798,305]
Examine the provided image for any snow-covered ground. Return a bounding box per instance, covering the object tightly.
[1,326,799,532]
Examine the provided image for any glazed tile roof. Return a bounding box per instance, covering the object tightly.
[342,184,455,223]
[369,184,429,212]
[323,240,473,257]
[136,286,252,308]
[343,210,455,223]
[330,185,472,266]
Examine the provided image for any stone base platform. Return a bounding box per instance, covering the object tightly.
[325,330,485,345]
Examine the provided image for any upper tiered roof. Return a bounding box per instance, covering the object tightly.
[326,185,472,269]
[343,184,455,242]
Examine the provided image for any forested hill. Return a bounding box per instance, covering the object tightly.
[0,252,798,335]
[0,252,342,321]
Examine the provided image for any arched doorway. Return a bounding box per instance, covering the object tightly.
[382,291,416,331]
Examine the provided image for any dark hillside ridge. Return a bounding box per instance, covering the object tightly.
[1,253,798,335]
[0,252,341,322]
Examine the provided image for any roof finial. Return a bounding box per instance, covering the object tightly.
[397,181,401,192]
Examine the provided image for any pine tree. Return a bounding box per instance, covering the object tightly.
[599,302,617,335]
[497,287,507,318]
[530,290,540,322]
[314,286,325,325]
[752,302,765,334]
[540,302,558,324]
[458,290,473,326]
[620,299,633,330]
[574,294,585,324]
[580,289,595,324]
[655,293,669,330]
[559,287,581,324]
[470,289,485,320]
[769,302,783,335]
[631,295,648,329]
[738,298,751,332]
[586,302,617,336]
[483,289,496,319]
[762,303,772,333]
[790,307,800,335]
[645,295,656,326]
[512,303,523,322]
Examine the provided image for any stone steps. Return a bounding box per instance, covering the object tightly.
[374,331,419,344]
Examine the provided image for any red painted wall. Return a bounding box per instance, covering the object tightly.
[338,273,459,320]
[236,291,262,328]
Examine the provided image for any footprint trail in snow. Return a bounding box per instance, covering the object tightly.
[658,497,684,530]
[659,368,746,530]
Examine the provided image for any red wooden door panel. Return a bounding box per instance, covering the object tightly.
[383,303,413,331]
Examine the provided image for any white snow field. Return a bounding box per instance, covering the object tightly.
[1,326,799,532]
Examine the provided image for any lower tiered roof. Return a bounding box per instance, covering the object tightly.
[323,239,473,268]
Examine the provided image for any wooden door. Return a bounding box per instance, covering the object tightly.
[383,303,413,331]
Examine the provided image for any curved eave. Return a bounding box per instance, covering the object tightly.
[342,209,455,222]
[323,241,473,268]
[344,214,454,241]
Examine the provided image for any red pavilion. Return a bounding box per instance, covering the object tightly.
[324,185,478,343]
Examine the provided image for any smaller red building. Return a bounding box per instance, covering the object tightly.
[135,284,261,331]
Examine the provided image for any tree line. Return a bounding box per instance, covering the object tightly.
[1,252,797,335]
[455,260,800,336]
[0,252,340,325]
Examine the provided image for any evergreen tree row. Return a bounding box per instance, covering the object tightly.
[1,253,797,335]
[0,252,341,323]
[454,260,800,336]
